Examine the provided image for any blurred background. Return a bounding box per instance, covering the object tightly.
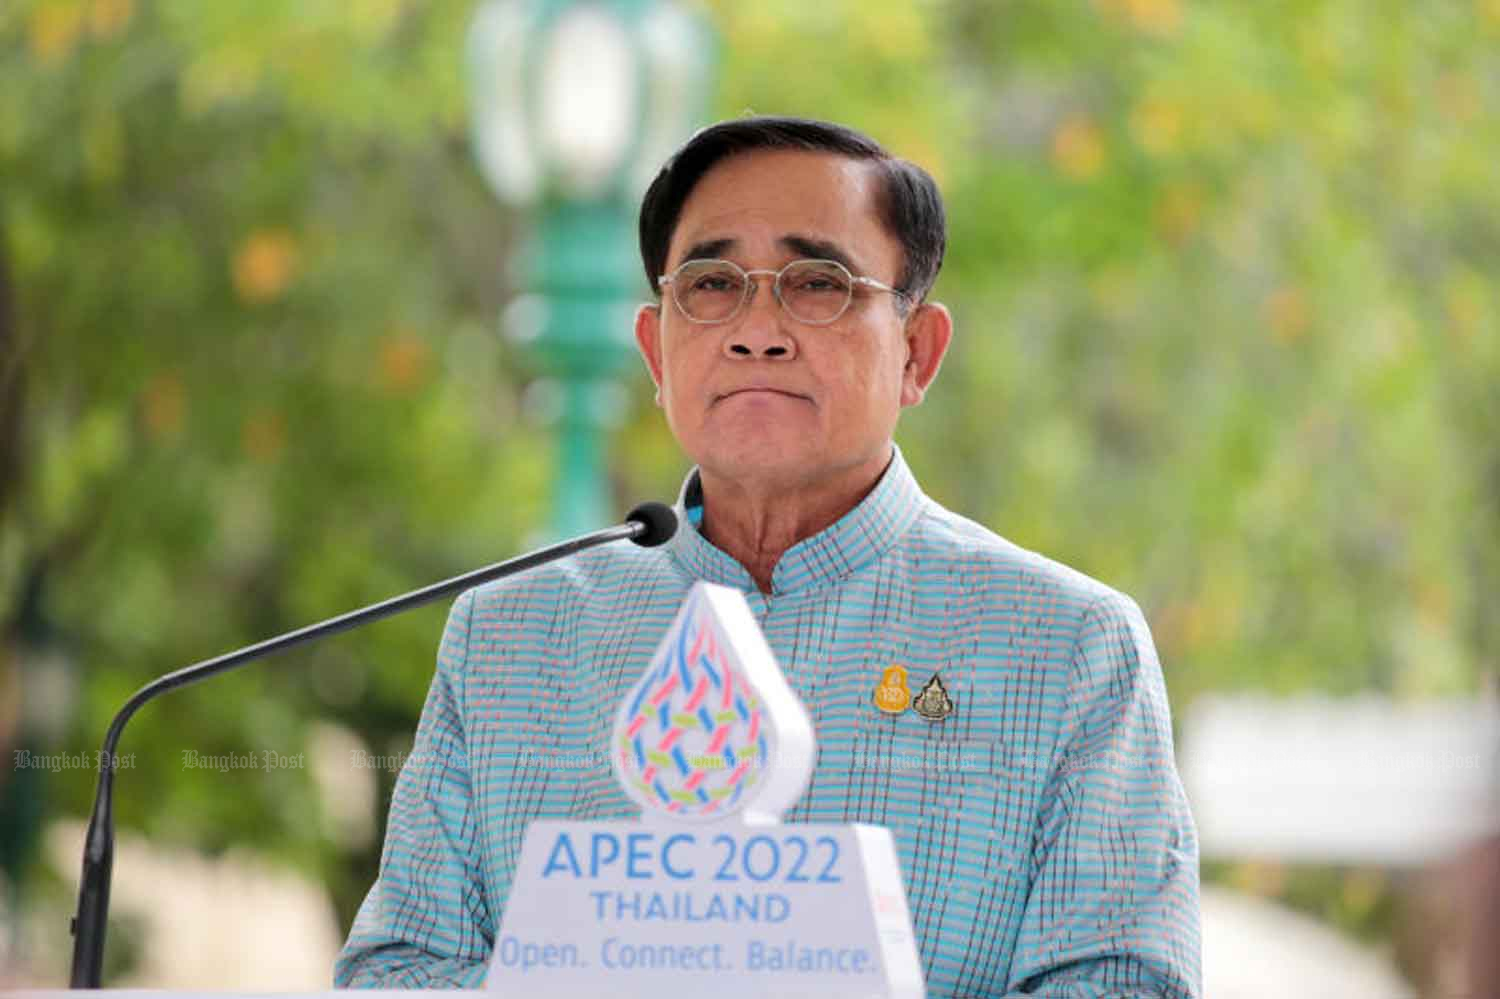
[2,0,1498,994]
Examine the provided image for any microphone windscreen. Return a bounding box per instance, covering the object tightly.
[626,501,679,548]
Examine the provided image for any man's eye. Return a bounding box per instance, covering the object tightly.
[691,274,739,293]
[789,275,848,294]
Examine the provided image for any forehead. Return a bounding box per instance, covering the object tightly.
[667,150,900,276]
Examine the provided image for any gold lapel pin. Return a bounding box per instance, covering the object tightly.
[912,673,954,722]
[873,664,911,715]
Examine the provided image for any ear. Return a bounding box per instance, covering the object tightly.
[634,303,665,401]
[899,302,953,408]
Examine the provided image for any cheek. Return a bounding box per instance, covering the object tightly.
[658,341,707,425]
[850,341,907,406]
[816,352,902,435]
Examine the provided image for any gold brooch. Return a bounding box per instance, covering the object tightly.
[872,664,911,715]
[912,673,954,722]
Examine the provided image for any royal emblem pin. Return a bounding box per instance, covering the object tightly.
[911,673,954,722]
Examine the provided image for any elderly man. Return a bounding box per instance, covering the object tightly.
[337,117,1201,997]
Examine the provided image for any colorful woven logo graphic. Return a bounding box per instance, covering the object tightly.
[614,600,768,819]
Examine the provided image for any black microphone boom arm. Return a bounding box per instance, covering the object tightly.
[67,502,677,987]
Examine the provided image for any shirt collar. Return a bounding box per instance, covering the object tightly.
[665,444,925,596]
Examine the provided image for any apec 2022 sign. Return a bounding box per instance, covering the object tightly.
[485,582,925,998]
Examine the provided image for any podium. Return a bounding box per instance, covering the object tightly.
[484,582,925,998]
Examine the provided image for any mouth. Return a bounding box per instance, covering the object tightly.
[714,387,811,403]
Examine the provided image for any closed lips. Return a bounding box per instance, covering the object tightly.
[716,387,810,401]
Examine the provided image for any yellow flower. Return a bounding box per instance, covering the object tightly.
[1125,0,1182,35]
[1131,97,1184,157]
[1153,184,1204,246]
[28,2,85,66]
[232,230,301,305]
[1051,116,1107,180]
[88,0,134,40]
[1264,287,1310,344]
[1095,0,1184,35]
[378,333,433,396]
[242,410,287,463]
[142,373,187,440]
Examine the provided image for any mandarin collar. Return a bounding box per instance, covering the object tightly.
[665,445,924,597]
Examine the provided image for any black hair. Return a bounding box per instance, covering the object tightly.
[638,116,947,305]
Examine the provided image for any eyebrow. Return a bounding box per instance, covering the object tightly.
[674,234,862,275]
[779,235,858,274]
[677,238,736,266]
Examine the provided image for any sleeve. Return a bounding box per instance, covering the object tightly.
[1003,591,1202,998]
[335,589,493,988]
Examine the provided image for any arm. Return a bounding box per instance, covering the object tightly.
[336,589,492,988]
[1004,592,1202,998]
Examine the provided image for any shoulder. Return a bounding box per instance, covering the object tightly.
[901,494,1132,629]
[906,499,1164,702]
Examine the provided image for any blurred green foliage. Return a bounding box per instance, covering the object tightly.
[1,0,1496,980]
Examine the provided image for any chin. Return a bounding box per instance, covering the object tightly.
[697,438,821,483]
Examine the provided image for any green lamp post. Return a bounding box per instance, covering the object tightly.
[466,0,714,536]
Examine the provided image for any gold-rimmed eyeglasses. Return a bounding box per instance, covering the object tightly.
[657,258,910,326]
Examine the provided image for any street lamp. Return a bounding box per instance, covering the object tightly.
[467,0,714,536]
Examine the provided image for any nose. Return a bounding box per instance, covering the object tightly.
[723,275,797,360]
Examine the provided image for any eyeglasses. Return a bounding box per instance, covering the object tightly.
[657,258,910,326]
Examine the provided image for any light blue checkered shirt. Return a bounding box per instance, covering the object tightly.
[336,447,1201,996]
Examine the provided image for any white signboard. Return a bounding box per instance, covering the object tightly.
[1183,695,1500,864]
[490,819,922,997]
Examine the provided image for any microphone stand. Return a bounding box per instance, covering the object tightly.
[68,504,677,987]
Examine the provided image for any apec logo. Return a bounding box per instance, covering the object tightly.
[541,828,844,885]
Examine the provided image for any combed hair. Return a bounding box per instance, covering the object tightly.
[638,116,947,304]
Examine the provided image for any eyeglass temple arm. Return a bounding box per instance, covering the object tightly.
[853,276,912,302]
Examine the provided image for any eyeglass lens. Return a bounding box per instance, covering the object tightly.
[672,259,854,324]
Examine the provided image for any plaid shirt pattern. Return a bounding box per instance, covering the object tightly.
[336,447,1202,997]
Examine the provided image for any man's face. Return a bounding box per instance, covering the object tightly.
[635,149,949,493]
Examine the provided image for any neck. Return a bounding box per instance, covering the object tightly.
[696,446,894,594]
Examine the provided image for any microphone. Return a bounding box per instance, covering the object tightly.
[67,503,678,987]
[624,501,678,548]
